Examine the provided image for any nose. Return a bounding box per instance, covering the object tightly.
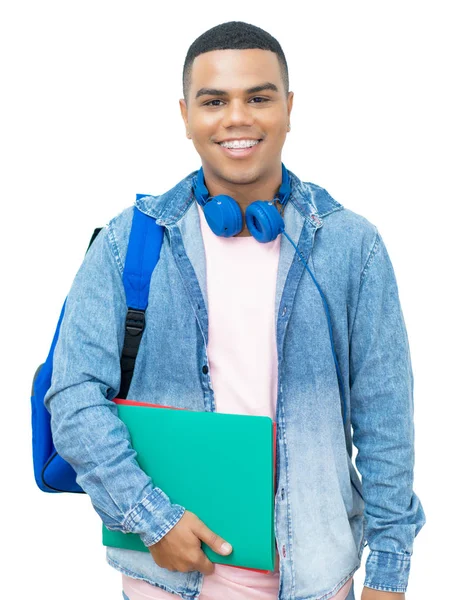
[221,98,255,129]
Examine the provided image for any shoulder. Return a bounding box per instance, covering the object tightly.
[291,173,378,243]
[324,205,378,246]
[94,205,136,276]
[299,179,379,275]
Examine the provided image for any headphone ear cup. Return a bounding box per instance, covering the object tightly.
[245,201,285,243]
[202,195,243,237]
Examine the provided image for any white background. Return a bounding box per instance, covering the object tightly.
[1,1,459,598]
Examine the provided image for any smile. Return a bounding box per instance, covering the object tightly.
[216,139,263,159]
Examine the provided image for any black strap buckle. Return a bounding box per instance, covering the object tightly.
[125,308,145,336]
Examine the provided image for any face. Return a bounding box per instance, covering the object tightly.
[179,49,293,194]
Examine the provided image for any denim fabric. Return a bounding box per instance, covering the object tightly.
[45,167,425,600]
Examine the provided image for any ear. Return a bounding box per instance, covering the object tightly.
[287,91,294,119]
[179,99,190,138]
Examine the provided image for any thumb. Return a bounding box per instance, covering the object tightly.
[193,518,233,555]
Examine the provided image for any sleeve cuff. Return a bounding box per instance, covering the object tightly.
[123,487,186,548]
[364,549,412,593]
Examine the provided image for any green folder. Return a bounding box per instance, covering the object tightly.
[102,398,277,572]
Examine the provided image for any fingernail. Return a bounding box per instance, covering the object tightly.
[221,542,232,554]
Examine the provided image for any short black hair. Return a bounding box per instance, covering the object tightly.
[182,21,289,105]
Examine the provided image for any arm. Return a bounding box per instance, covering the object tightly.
[349,229,426,594]
[44,219,186,547]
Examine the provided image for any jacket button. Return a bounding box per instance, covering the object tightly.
[202,365,209,374]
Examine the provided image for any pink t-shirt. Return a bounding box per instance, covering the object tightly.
[121,204,352,600]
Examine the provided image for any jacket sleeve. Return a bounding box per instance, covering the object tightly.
[349,228,426,593]
[44,221,186,547]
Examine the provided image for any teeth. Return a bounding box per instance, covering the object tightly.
[220,139,260,149]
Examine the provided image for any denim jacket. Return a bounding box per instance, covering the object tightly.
[44,167,426,600]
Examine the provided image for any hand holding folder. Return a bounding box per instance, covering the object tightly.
[102,399,277,573]
[148,508,233,576]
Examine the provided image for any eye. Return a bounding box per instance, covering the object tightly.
[250,97,269,103]
[203,99,224,107]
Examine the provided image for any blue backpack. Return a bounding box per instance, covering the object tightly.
[31,204,164,493]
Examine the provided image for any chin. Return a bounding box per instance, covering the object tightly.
[217,164,264,186]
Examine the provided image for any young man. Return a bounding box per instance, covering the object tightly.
[45,21,426,600]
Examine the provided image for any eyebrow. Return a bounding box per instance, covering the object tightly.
[195,82,279,100]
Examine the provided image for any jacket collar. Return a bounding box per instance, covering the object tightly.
[135,167,344,229]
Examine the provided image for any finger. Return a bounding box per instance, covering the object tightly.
[192,518,233,556]
[198,553,215,576]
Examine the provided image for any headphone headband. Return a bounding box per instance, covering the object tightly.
[193,163,291,207]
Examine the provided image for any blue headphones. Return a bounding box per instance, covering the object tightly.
[193,163,291,242]
[192,162,349,434]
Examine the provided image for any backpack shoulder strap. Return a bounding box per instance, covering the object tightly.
[119,204,164,399]
[86,227,103,252]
